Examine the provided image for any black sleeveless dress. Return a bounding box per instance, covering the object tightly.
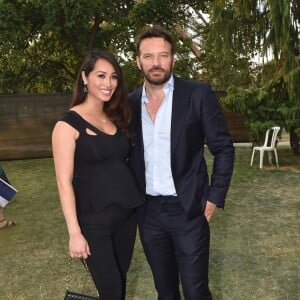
[58,110,145,225]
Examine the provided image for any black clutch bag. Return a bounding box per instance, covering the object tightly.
[64,259,99,300]
[64,290,98,300]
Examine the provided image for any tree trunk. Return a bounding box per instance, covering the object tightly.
[290,128,300,155]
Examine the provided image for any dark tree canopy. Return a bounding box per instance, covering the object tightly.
[0,0,208,93]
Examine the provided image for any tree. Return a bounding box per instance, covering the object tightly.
[1,0,299,153]
[0,0,208,93]
[0,0,137,93]
[206,0,300,154]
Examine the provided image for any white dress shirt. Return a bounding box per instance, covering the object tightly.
[141,75,177,196]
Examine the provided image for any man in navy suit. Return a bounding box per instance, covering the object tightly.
[129,25,235,300]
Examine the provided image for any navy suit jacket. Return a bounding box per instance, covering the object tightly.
[129,76,235,220]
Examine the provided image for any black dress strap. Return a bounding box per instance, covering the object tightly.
[58,110,87,132]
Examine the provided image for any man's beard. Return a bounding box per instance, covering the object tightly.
[141,66,172,85]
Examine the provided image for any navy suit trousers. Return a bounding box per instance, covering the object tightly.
[139,195,213,300]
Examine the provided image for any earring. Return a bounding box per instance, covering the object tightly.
[83,83,88,94]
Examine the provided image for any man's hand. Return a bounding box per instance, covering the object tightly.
[204,201,216,222]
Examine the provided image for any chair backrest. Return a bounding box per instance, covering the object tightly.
[263,126,280,148]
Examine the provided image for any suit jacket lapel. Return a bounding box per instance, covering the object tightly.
[171,77,190,156]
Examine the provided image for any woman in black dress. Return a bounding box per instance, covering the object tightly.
[52,50,145,299]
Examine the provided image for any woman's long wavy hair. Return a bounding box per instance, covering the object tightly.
[70,49,131,131]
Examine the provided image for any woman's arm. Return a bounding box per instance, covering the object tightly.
[52,121,90,259]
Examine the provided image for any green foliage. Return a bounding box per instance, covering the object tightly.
[224,69,300,146]
[0,0,211,94]
[201,1,262,89]
[213,0,299,153]
[0,0,299,152]
[224,86,276,141]
[122,60,144,92]
[0,0,136,93]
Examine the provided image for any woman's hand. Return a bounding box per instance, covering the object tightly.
[69,232,91,259]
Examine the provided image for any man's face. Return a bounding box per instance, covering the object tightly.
[136,37,174,86]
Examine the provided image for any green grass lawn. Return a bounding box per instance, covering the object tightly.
[0,146,299,299]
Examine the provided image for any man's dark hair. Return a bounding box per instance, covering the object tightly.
[136,25,174,56]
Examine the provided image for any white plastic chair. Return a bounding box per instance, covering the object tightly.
[250,126,280,169]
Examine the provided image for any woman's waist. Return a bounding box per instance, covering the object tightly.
[78,204,135,226]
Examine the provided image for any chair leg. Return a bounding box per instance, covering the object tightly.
[250,149,255,166]
[274,149,279,167]
[267,152,272,165]
[259,150,264,169]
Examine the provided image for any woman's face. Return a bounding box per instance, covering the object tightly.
[82,58,118,103]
